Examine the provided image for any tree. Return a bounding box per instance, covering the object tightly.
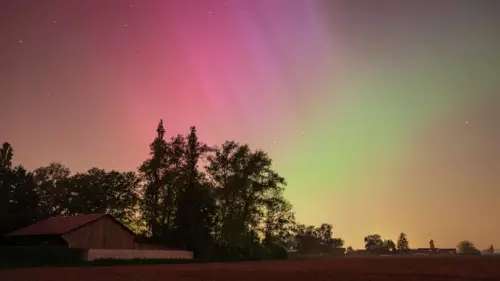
[65,168,140,226]
[384,239,396,251]
[161,134,187,235]
[331,238,345,249]
[174,126,216,258]
[262,194,295,246]
[0,143,13,170]
[364,234,384,250]
[457,240,481,255]
[0,144,40,235]
[139,120,168,236]
[346,246,354,253]
[397,232,410,251]
[295,224,320,253]
[315,223,334,246]
[206,141,286,247]
[429,239,436,250]
[33,162,71,217]
[293,223,344,253]
[487,244,494,254]
[0,166,39,235]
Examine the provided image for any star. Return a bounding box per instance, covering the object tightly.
[273,141,277,144]
[53,20,57,24]
[47,92,51,96]
[124,24,128,28]
[128,4,133,7]
[465,121,469,124]
[19,40,23,43]
[208,11,212,14]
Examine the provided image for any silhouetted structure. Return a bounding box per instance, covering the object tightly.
[410,248,457,256]
[5,214,165,250]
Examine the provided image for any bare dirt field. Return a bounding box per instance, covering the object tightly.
[1,256,500,281]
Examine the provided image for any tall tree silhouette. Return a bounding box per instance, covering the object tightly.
[397,232,410,251]
[429,239,436,250]
[0,144,39,235]
[0,143,13,170]
[488,244,494,254]
[175,126,215,257]
[140,120,168,236]
[160,134,186,237]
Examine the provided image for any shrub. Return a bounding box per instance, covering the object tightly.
[0,246,87,267]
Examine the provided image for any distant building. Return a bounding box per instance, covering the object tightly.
[481,249,500,255]
[345,249,372,257]
[410,248,456,256]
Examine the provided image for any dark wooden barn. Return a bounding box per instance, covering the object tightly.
[6,214,139,249]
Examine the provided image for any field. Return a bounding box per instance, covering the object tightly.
[1,256,500,281]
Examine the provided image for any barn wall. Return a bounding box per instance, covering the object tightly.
[85,249,193,260]
[62,216,135,249]
[134,242,169,250]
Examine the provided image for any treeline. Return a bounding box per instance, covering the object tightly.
[360,233,485,255]
[0,120,344,260]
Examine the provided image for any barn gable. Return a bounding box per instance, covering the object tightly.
[7,214,138,249]
[62,215,136,249]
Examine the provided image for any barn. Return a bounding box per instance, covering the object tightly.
[7,214,140,249]
[5,214,193,260]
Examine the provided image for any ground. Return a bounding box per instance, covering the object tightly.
[1,256,500,281]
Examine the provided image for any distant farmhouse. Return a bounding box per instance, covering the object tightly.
[412,248,457,256]
[346,247,457,257]
[481,249,500,255]
[5,214,192,260]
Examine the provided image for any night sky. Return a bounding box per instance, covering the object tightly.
[1,0,499,249]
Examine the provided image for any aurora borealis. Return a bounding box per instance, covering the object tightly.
[1,0,499,249]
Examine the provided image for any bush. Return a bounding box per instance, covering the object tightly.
[0,246,87,267]
[208,242,287,262]
[265,243,288,260]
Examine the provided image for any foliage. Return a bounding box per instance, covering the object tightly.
[294,223,344,254]
[0,246,87,267]
[174,126,216,258]
[206,141,289,247]
[64,168,140,225]
[0,146,39,235]
[457,240,481,255]
[397,232,410,251]
[384,239,396,251]
[364,234,384,250]
[33,162,71,218]
[0,143,13,170]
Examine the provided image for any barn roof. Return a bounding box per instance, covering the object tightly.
[7,214,107,236]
